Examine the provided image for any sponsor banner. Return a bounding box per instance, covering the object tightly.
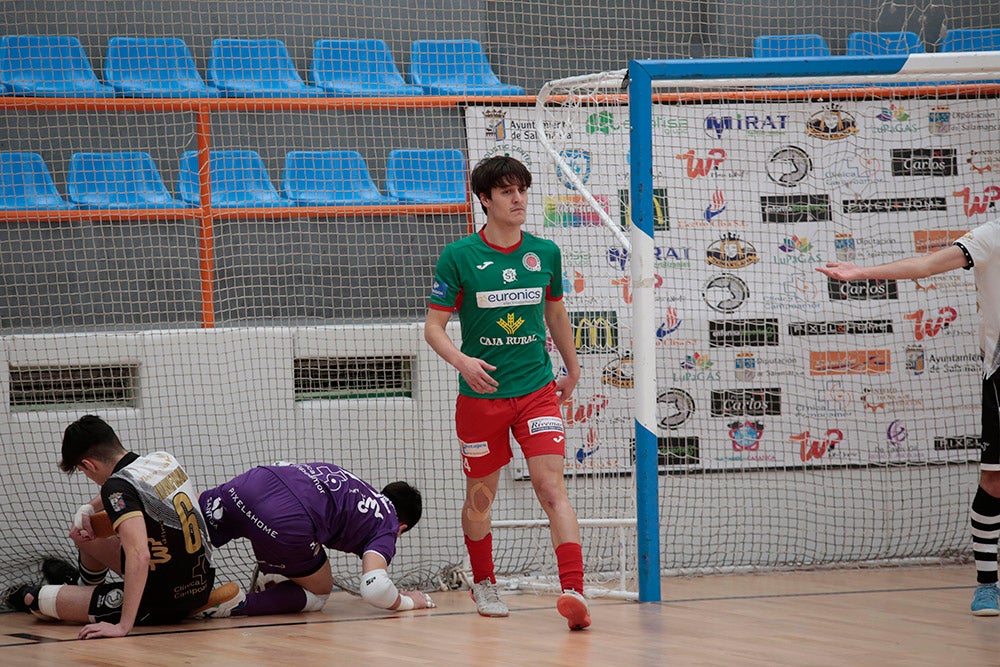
[465,100,983,474]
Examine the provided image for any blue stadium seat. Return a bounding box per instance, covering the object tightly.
[207,38,325,97]
[310,39,422,97]
[105,37,219,97]
[753,34,831,58]
[846,31,924,55]
[178,150,286,207]
[385,149,467,204]
[0,152,73,210]
[0,35,114,97]
[845,32,926,87]
[408,40,524,96]
[283,150,392,205]
[939,28,1000,52]
[67,152,186,209]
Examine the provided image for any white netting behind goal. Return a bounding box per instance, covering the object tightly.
[536,59,1000,574]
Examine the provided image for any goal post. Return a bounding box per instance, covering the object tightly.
[537,51,1000,603]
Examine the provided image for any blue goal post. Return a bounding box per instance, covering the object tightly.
[626,51,1000,603]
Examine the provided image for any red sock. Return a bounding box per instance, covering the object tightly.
[465,533,496,584]
[555,542,584,593]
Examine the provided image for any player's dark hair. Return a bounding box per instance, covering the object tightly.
[381,481,422,533]
[59,414,125,473]
[469,155,532,214]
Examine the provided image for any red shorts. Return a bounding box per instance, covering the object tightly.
[455,381,567,478]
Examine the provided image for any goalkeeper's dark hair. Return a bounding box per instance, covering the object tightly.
[59,414,125,473]
[470,155,532,214]
[381,481,422,532]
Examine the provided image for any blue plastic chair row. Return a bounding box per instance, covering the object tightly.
[754,29,1000,57]
[0,35,524,98]
[754,30,1000,88]
[0,149,468,210]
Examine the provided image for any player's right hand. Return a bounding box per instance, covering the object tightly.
[457,355,498,394]
[402,590,435,609]
[79,620,130,639]
[815,262,863,281]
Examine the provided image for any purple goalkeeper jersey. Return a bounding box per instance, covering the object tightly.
[200,462,399,571]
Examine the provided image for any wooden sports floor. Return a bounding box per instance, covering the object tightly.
[0,565,993,666]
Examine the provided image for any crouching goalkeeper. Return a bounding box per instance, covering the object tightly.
[198,461,433,616]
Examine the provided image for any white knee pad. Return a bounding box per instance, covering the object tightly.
[359,569,399,610]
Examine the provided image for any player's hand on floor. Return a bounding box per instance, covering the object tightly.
[402,590,435,609]
[78,621,129,639]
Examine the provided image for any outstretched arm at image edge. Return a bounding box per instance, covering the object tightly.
[816,245,968,281]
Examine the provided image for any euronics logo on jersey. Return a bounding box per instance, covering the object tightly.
[476,287,544,309]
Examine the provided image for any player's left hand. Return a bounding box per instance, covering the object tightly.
[555,373,579,403]
[69,524,95,544]
[78,621,129,639]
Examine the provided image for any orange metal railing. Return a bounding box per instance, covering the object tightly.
[0,95,533,326]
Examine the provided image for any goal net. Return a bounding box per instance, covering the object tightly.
[536,52,1000,587]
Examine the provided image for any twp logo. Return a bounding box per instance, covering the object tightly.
[611,274,664,304]
[953,185,1000,216]
[562,394,609,426]
[791,428,843,462]
[675,148,726,178]
[903,307,957,340]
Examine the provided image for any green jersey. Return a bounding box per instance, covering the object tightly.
[430,229,564,398]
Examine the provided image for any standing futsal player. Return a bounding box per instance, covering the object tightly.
[424,155,590,630]
[816,219,1000,615]
[198,461,433,616]
[6,415,241,638]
